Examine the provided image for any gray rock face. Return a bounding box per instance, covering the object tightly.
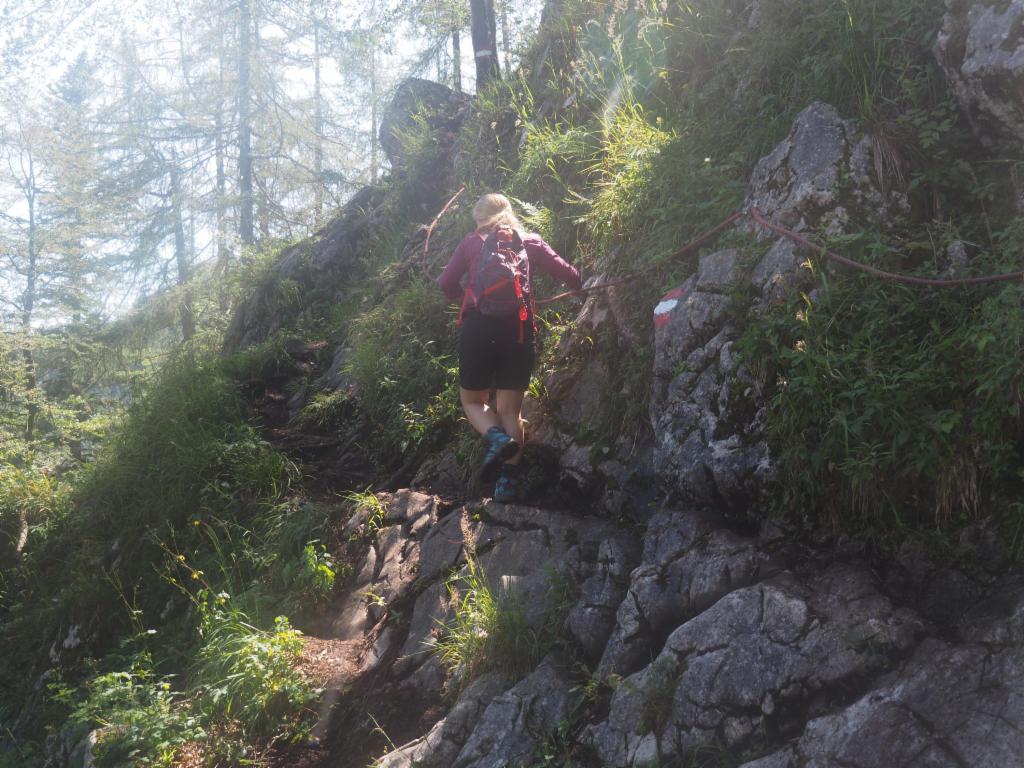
[566,534,642,663]
[747,101,907,234]
[650,249,771,507]
[337,491,617,685]
[331,490,442,643]
[597,509,785,679]
[740,639,1024,768]
[588,565,923,767]
[936,0,1024,146]
[959,579,1024,644]
[522,280,656,515]
[452,656,573,768]
[376,673,509,768]
[319,485,1024,768]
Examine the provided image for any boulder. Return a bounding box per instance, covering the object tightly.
[936,0,1024,147]
[745,101,909,299]
[379,78,470,173]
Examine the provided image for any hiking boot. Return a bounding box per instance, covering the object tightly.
[493,463,522,504]
[480,426,518,481]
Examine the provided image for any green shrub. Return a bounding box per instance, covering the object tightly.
[342,490,389,537]
[741,269,1024,548]
[295,389,351,429]
[345,279,459,465]
[434,559,566,687]
[0,352,300,744]
[63,655,203,768]
[58,600,314,767]
[280,541,337,609]
[581,103,674,253]
[165,496,339,623]
[222,337,297,382]
[190,607,314,742]
[0,468,70,564]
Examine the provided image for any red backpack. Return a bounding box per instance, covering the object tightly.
[466,226,530,319]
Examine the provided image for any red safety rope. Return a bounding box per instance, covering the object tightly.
[535,211,746,305]
[423,188,1024,306]
[747,207,1024,287]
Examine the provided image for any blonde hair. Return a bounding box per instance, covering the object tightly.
[472,193,522,232]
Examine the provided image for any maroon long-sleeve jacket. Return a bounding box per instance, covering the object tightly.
[437,230,582,322]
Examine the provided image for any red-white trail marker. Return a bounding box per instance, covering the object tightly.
[653,287,685,329]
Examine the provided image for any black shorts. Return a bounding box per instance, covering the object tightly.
[458,310,536,391]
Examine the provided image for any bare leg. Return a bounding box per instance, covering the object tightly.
[460,387,500,436]
[495,389,526,464]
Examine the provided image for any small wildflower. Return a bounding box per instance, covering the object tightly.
[177,554,186,562]
[192,519,201,527]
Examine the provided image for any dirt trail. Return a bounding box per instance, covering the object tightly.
[240,344,446,768]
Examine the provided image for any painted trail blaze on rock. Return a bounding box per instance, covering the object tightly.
[654,287,685,328]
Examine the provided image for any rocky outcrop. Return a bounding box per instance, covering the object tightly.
[650,101,910,508]
[450,657,573,768]
[314,490,1024,768]
[650,248,769,507]
[223,185,389,353]
[375,673,509,768]
[518,279,659,516]
[936,0,1024,147]
[315,490,623,763]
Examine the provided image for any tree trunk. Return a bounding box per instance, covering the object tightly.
[313,16,324,219]
[498,0,511,74]
[470,0,500,88]
[238,0,254,246]
[370,44,378,184]
[21,156,38,450]
[452,29,462,91]
[170,164,195,341]
[216,34,230,310]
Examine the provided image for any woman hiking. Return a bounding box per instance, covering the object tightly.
[437,193,582,502]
